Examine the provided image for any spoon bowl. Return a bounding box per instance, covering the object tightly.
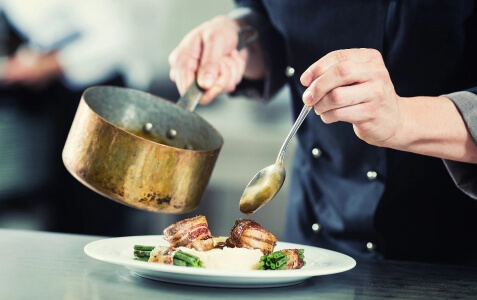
[239,105,312,214]
[239,163,286,215]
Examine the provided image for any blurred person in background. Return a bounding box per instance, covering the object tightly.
[0,0,136,235]
[169,0,477,264]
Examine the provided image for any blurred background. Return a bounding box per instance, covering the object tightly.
[0,0,295,239]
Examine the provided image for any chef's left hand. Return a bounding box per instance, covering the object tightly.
[300,48,402,147]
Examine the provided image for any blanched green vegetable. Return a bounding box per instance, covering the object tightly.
[259,249,305,270]
[133,245,203,267]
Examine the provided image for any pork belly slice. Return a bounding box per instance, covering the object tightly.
[148,246,174,264]
[280,249,305,270]
[225,219,277,254]
[163,215,214,251]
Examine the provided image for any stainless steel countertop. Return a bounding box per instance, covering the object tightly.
[1,229,476,299]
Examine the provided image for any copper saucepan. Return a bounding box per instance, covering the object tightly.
[62,85,223,213]
[62,28,257,214]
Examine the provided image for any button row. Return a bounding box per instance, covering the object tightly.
[312,223,378,252]
[311,148,378,181]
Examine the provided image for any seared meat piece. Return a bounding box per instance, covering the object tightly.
[225,219,277,254]
[148,246,174,264]
[163,215,214,251]
[280,249,305,270]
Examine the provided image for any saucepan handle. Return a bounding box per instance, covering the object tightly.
[176,25,258,112]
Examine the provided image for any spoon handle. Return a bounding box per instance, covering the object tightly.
[276,104,312,164]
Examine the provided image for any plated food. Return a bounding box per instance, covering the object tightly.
[133,216,305,271]
[84,233,356,287]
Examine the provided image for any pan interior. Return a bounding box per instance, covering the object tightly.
[82,86,223,151]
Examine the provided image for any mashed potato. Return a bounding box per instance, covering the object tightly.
[178,246,263,270]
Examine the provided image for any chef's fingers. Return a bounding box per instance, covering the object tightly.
[214,50,243,93]
[197,21,239,91]
[199,50,244,104]
[174,58,198,96]
[227,49,246,89]
[301,48,384,87]
[303,60,385,107]
[314,68,401,147]
[199,60,230,104]
[317,82,378,124]
[168,32,202,95]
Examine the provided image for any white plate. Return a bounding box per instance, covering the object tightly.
[84,235,356,288]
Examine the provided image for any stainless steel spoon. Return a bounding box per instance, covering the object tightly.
[239,104,312,215]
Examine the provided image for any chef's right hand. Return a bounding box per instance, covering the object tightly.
[169,16,247,105]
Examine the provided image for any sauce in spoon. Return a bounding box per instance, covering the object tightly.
[239,105,312,214]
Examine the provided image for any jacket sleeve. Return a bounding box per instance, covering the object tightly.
[229,1,288,102]
[443,89,477,200]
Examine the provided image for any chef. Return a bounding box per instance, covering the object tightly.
[0,0,132,235]
[168,0,477,264]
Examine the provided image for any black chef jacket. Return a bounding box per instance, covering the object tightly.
[233,0,477,264]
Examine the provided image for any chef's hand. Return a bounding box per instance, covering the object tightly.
[300,48,402,147]
[169,16,247,105]
[0,48,62,90]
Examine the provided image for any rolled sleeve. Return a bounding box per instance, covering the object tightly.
[443,90,477,200]
[446,91,477,144]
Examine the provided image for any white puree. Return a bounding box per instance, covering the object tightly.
[178,247,263,270]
